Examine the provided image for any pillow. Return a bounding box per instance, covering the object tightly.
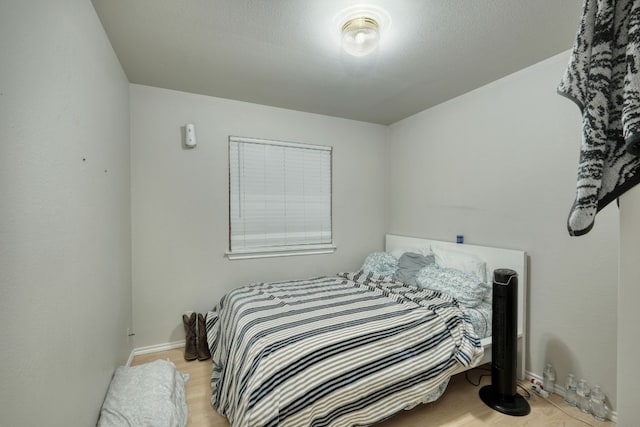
[432,246,487,282]
[393,252,435,286]
[464,300,492,338]
[361,252,398,277]
[415,264,490,308]
[389,247,432,260]
[483,280,493,303]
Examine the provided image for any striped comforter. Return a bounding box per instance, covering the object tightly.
[206,272,483,427]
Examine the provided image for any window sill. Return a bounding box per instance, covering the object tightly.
[226,245,336,260]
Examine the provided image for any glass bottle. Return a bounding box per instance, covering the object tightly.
[543,363,556,394]
[565,373,577,406]
[576,379,591,413]
[590,386,608,421]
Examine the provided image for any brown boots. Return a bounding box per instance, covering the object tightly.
[197,313,211,361]
[182,312,211,361]
[182,313,198,361]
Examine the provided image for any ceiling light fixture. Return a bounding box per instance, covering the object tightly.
[341,16,380,57]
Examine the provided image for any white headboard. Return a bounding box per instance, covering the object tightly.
[385,234,528,378]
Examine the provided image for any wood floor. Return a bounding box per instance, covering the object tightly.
[132,349,615,427]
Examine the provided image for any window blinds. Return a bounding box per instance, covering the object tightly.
[229,136,332,255]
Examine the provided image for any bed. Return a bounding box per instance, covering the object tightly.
[206,234,527,426]
[385,235,527,380]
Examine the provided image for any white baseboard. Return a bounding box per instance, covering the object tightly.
[524,370,617,423]
[126,340,186,366]
[125,349,135,367]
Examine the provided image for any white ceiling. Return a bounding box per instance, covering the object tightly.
[91,0,582,125]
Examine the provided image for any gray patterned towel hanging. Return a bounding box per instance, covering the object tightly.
[558,0,640,236]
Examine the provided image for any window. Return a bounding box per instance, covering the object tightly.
[227,136,334,259]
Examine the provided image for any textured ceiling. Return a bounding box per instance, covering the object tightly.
[91,0,582,125]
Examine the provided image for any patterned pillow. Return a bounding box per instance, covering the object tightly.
[462,301,492,338]
[361,252,398,277]
[415,264,490,308]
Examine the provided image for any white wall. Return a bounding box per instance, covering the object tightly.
[130,85,388,347]
[618,186,640,425]
[0,1,131,426]
[387,52,619,408]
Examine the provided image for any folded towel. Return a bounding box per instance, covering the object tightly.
[97,359,188,427]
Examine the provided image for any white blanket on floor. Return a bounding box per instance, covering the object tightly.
[98,359,188,427]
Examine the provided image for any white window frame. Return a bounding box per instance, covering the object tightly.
[226,136,335,260]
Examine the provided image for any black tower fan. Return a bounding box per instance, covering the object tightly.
[479,268,530,416]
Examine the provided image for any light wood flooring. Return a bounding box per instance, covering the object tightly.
[132,349,615,427]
